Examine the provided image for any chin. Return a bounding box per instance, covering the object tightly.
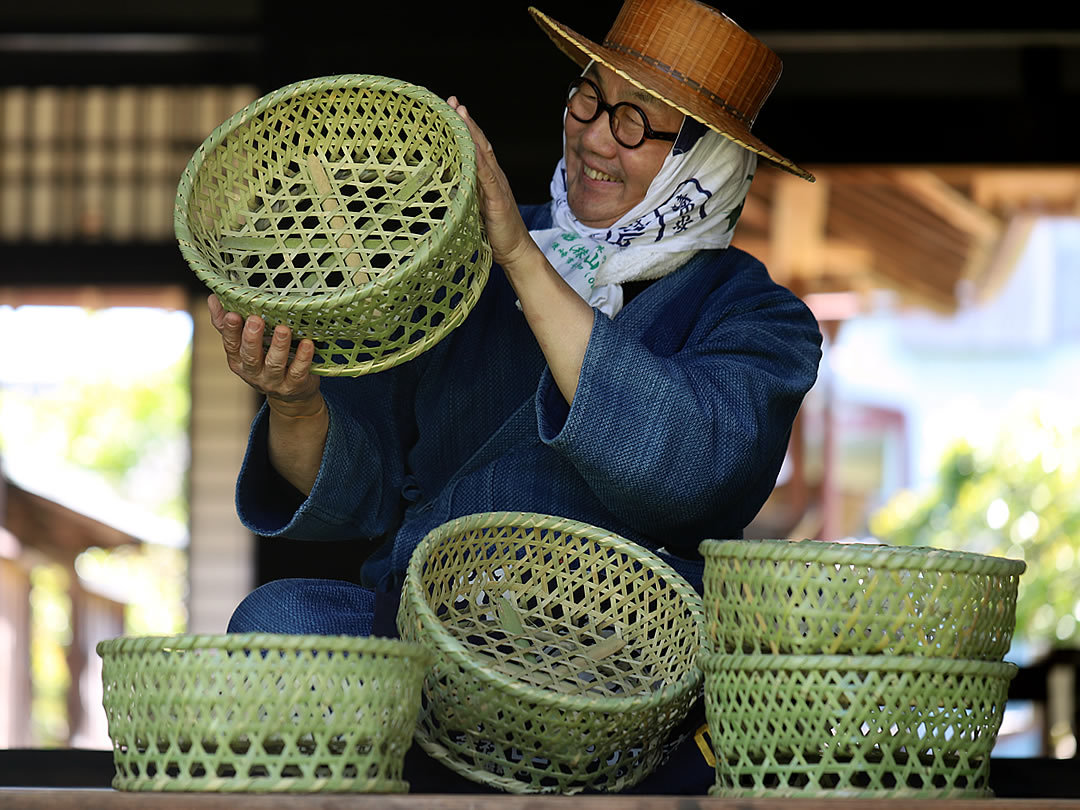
[567,194,619,229]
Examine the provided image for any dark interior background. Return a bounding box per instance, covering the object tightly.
[3,1,1079,289]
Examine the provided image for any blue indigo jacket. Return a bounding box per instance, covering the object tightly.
[235,203,823,591]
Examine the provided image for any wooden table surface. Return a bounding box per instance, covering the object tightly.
[3,792,1080,809]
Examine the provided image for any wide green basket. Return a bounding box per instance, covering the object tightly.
[699,539,1025,659]
[97,633,432,793]
[175,73,491,376]
[701,652,1017,799]
[397,512,704,794]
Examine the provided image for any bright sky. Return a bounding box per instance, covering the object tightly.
[0,305,193,385]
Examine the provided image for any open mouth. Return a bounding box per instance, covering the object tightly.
[583,164,620,183]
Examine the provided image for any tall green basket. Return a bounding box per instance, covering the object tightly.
[397,512,704,794]
[175,73,491,376]
[97,633,432,793]
[701,652,1017,798]
[700,539,1025,658]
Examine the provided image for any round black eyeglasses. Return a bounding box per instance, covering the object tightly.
[566,77,680,149]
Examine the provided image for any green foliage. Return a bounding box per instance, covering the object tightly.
[870,396,1080,650]
[75,544,187,635]
[63,352,191,523]
[29,564,72,747]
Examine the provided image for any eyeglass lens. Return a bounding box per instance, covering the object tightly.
[567,79,649,148]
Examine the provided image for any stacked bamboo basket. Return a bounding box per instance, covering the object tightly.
[698,538,1026,798]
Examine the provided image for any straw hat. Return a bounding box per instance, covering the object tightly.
[529,0,814,182]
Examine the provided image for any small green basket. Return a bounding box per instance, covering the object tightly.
[175,73,491,377]
[701,652,1017,799]
[699,539,1025,659]
[397,512,704,794]
[97,633,432,793]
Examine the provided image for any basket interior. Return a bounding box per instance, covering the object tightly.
[185,80,465,293]
[416,525,701,699]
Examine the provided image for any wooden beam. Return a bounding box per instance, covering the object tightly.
[968,214,1040,304]
[888,169,1003,241]
[971,169,1080,215]
[0,285,189,310]
[768,174,830,282]
[733,238,873,278]
[829,185,971,262]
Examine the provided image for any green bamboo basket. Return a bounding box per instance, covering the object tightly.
[699,539,1025,659]
[397,512,704,794]
[701,652,1017,798]
[97,633,432,793]
[175,73,491,376]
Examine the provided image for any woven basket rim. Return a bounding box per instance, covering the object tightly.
[173,73,480,310]
[402,510,704,713]
[699,651,1019,678]
[96,632,433,664]
[698,538,1026,575]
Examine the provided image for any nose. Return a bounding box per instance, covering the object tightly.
[578,110,618,155]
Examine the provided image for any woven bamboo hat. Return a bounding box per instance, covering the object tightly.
[529,0,813,182]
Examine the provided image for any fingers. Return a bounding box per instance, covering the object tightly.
[286,338,316,383]
[262,324,292,377]
[207,294,224,329]
[446,96,534,268]
[207,293,320,403]
[238,316,266,373]
[260,326,316,385]
[447,98,507,199]
[448,97,493,160]
[208,295,246,353]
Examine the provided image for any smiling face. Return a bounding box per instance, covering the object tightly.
[563,64,684,229]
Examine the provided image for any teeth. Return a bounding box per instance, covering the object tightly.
[584,165,619,183]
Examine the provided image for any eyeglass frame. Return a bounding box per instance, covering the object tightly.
[565,76,680,150]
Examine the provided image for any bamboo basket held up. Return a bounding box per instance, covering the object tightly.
[175,74,491,376]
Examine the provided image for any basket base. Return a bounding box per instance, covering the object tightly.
[412,727,661,795]
[709,784,994,800]
[111,774,410,794]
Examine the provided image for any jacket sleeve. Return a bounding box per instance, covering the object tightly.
[535,251,822,541]
[234,367,418,541]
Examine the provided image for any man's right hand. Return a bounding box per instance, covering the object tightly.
[207,294,323,417]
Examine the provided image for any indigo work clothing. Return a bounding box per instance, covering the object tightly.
[234,202,823,595]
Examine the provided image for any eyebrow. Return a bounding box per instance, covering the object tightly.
[584,67,663,110]
[626,86,659,107]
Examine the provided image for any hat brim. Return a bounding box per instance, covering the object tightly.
[528,6,814,183]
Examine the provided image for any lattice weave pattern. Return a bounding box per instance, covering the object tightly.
[702,653,1016,798]
[397,512,704,794]
[97,633,432,793]
[175,74,491,376]
[699,539,1025,658]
